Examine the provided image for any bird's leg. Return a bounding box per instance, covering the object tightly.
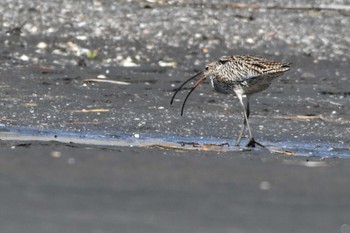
[236,95,265,148]
[235,96,250,146]
[245,97,265,148]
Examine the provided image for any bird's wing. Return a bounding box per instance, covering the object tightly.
[231,56,290,82]
[219,59,262,82]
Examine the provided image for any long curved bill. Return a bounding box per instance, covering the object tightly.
[170,71,203,105]
[171,71,207,116]
[180,74,206,116]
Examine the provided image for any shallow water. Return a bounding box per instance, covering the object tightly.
[1,126,349,158]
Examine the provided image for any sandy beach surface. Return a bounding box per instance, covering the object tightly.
[0,0,349,232]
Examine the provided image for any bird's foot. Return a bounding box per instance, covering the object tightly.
[246,138,265,148]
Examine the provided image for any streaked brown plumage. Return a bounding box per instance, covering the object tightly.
[171,55,290,147]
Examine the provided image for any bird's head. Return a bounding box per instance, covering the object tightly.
[203,61,218,77]
[170,57,230,116]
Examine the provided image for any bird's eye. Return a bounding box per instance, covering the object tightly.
[219,59,229,65]
[205,66,209,70]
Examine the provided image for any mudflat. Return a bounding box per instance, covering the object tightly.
[0,1,349,232]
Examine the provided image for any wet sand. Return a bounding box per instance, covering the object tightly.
[0,0,350,232]
[1,141,350,233]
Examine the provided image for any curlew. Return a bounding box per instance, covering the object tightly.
[171,55,290,147]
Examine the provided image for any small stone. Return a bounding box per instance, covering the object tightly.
[37,42,48,49]
[51,151,62,158]
[19,54,30,61]
[158,60,177,68]
[76,35,88,40]
[246,38,255,44]
[97,74,106,79]
[259,181,271,190]
[121,57,139,67]
[68,158,75,165]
